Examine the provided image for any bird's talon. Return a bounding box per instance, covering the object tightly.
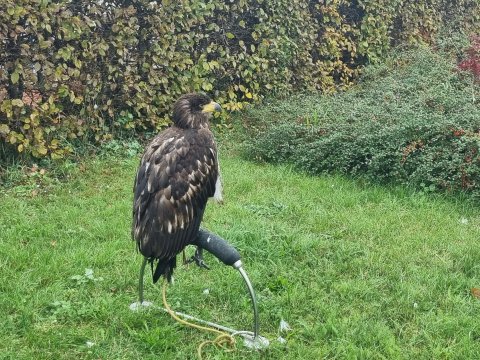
[188,255,210,269]
[199,260,210,270]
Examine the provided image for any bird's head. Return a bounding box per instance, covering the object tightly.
[172,93,222,129]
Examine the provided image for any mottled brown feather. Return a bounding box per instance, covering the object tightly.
[132,105,220,282]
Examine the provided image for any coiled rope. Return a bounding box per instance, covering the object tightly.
[161,280,236,359]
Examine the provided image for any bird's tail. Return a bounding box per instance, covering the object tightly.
[151,257,176,284]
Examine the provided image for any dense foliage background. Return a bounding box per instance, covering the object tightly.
[243,45,480,200]
[1,0,478,160]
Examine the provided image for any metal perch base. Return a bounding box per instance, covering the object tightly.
[135,229,269,349]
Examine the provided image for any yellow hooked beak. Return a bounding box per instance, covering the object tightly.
[202,101,222,113]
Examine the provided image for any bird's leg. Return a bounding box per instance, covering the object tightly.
[187,246,210,269]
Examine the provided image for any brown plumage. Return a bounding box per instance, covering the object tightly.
[132,93,222,283]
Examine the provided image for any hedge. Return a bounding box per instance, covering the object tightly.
[0,0,478,159]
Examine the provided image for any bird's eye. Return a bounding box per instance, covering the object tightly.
[196,102,207,111]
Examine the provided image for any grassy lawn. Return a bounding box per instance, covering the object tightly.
[1,149,479,359]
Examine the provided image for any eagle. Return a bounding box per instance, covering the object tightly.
[132,93,223,284]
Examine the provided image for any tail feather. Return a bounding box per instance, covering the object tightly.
[152,257,176,284]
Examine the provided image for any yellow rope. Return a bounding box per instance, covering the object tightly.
[161,280,236,359]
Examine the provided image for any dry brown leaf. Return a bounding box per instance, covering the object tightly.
[471,288,480,299]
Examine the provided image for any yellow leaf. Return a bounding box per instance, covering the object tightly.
[0,124,10,134]
[37,145,48,155]
[12,99,24,107]
[51,151,64,160]
[201,82,212,91]
[245,92,253,99]
[17,144,24,152]
[472,288,480,299]
[11,71,20,84]
[34,128,44,140]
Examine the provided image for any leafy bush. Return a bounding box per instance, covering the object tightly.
[243,46,480,199]
[0,0,478,161]
[458,35,480,82]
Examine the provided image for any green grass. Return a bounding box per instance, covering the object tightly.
[1,150,480,359]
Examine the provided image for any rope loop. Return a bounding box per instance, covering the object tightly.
[161,280,236,359]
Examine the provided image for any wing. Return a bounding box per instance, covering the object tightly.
[132,126,219,260]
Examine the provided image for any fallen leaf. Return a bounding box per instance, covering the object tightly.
[279,318,292,332]
[50,240,57,247]
[471,288,480,299]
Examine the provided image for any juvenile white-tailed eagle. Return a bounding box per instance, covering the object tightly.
[132,93,223,283]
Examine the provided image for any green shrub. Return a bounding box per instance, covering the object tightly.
[243,46,480,199]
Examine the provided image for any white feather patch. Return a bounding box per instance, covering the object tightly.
[213,152,223,203]
[175,136,184,145]
[213,174,223,203]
